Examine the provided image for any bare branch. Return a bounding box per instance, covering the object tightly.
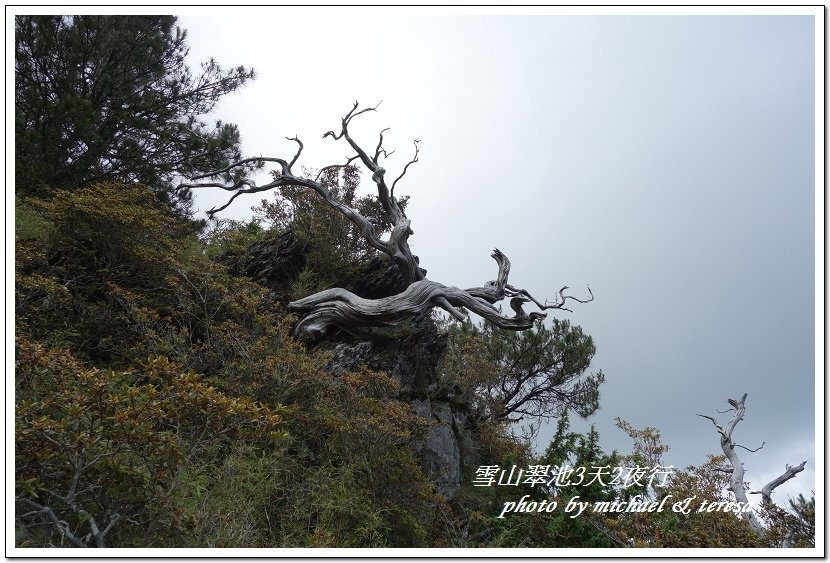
[286,136,303,170]
[181,178,258,192]
[734,441,765,453]
[100,513,121,539]
[696,413,725,435]
[391,139,420,195]
[750,460,808,505]
[504,284,594,314]
[315,155,361,181]
[17,498,87,548]
[374,127,390,164]
[201,183,279,217]
[187,156,291,180]
[321,101,420,280]
[349,99,382,122]
[324,100,382,142]
[78,509,106,547]
[721,393,748,440]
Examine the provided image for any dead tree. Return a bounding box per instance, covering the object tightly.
[698,393,807,541]
[180,102,592,341]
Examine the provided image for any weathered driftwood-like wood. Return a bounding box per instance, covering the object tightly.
[697,393,807,537]
[751,461,808,506]
[288,251,547,341]
[180,101,592,341]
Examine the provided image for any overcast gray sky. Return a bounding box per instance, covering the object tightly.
[178,9,819,503]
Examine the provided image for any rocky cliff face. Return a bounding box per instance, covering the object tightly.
[321,323,463,498]
[218,231,467,497]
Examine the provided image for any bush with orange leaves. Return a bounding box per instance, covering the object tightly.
[15,337,286,547]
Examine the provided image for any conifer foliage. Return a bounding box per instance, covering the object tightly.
[15,15,254,208]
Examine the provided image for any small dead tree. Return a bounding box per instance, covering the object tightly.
[697,393,807,542]
[180,102,592,341]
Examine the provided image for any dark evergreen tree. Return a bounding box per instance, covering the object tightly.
[15,15,255,211]
[442,318,604,425]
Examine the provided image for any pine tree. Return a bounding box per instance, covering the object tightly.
[15,15,255,211]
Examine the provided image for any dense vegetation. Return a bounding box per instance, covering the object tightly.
[14,15,813,549]
[14,181,814,548]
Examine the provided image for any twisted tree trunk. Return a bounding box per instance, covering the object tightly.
[698,393,807,538]
[180,101,592,341]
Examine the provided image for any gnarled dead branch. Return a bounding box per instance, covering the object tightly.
[697,393,808,537]
[750,461,808,506]
[180,101,592,341]
[288,250,548,341]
